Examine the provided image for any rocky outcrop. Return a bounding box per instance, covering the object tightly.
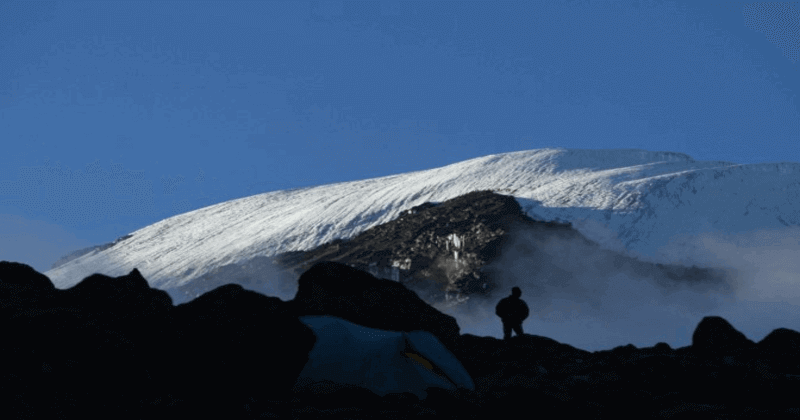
[151,190,731,309]
[271,190,729,307]
[272,190,580,303]
[0,260,314,419]
[3,260,800,418]
[287,261,462,349]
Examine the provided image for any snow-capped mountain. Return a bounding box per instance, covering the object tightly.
[45,148,800,293]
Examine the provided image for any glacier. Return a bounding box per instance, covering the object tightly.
[44,148,800,292]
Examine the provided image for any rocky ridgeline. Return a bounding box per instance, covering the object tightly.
[2,260,800,419]
[273,190,583,299]
[267,190,730,308]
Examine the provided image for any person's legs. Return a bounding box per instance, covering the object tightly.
[502,322,512,340]
[512,323,524,337]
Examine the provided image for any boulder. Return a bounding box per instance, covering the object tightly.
[0,261,58,316]
[59,268,173,327]
[171,283,315,402]
[288,260,462,349]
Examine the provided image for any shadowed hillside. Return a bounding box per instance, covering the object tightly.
[3,260,800,418]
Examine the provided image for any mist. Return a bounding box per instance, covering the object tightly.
[428,224,800,353]
[152,220,800,354]
[161,255,301,306]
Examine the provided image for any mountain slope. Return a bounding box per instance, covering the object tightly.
[49,234,133,270]
[162,189,585,303]
[44,148,800,294]
[158,189,730,307]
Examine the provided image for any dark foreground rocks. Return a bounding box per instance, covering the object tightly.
[2,260,800,419]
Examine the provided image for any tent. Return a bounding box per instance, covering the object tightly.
[293,315,475,399]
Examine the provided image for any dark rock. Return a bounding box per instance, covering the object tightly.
[403,201,439,216]
[270,190,731,310]
[288,260,462,349]
[274,190,566,304]
[0,260,56,291]
[692,315,756,356]
[172,283,315,402]
[3,260,800,419]
[757,327,800,374]
[60,268,173,326]
[653,341,672,352]
[0,261,58,315]
[2,267,170,417]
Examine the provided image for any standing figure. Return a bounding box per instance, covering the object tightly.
[495,287,530,340]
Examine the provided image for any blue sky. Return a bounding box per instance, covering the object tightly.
[0,0,797,274]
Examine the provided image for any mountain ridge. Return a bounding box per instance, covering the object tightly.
[44,148,800,294]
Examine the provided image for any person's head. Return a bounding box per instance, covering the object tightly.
[511,287,522,297]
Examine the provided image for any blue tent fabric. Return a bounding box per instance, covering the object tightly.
[294,315,475,399]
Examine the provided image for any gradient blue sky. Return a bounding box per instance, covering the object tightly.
[0,0,797,274]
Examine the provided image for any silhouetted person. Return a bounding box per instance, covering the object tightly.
[495,287,529,340]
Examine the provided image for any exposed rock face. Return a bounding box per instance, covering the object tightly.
[272,190,586,304]
[3,259,800,418]
[160,190,730,307]
[271,190,729,307]
[166,189,559,305]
